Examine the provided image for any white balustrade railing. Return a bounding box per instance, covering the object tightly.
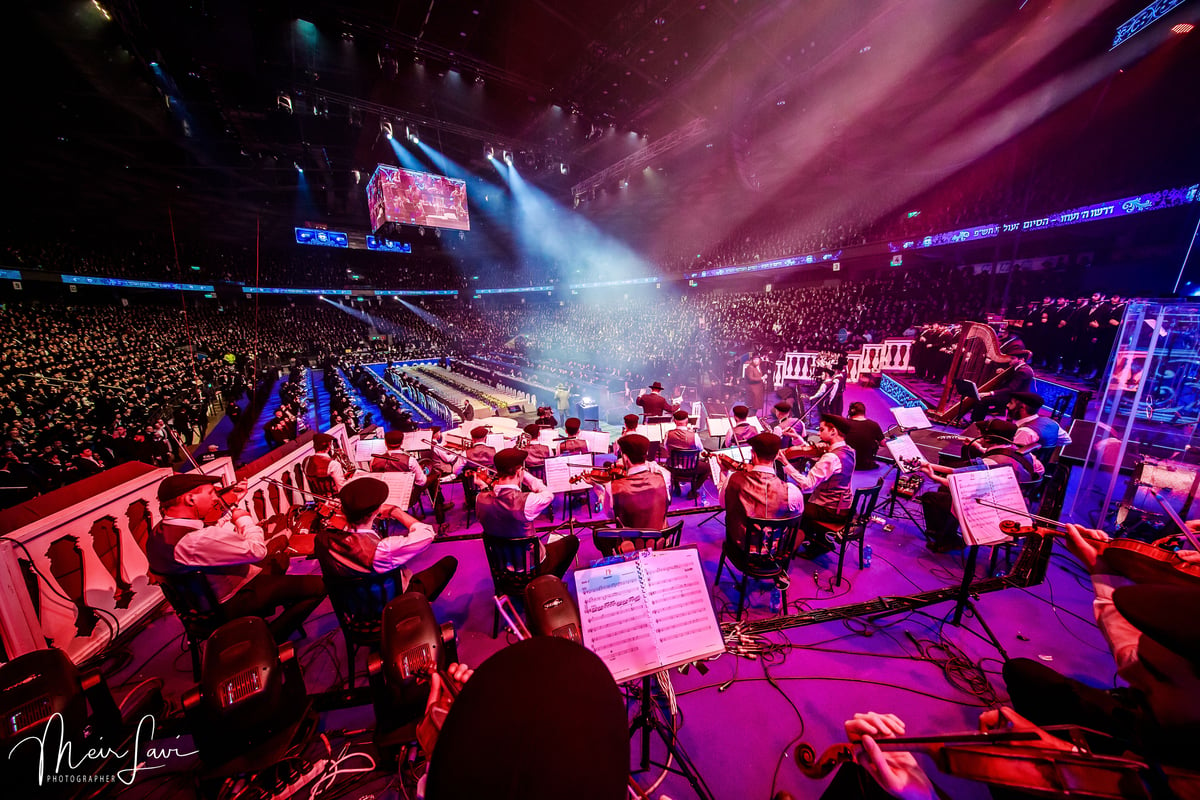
[774,337,913,383]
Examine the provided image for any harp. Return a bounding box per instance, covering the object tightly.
[931,322,1014,423]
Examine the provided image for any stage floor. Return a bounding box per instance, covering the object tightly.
[103,384,1117,800]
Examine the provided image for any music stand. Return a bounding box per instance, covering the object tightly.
[628,672,715,799]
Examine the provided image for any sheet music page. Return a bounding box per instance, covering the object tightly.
[690,401,702,418]
[884,434,927,467]
[402,430,433,451]
[747,416,765,432]
[352,472,414,510]
[638,549,725,668]
[485,433,510,451]
[580,429,612,454]
[544,453,593,493]
[575,561,659,683]
[354,438,387,463]
[891,406,931,430]
[948,466,1027,546]
[706,418,732,438]
[636,423,665,443]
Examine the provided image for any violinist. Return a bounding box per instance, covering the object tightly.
[665,409,698,452]
[521,423,551,470]
[1002,523,1200,768]
[558,417,590,456]
[315,477,456,602]
[146,473,326,633]
[770,400,805,449]
[476,448,579,579]
[726,405,756,447]
[583,434,670,530]
[720,432,803,556]
[372,429,455,524]
[462,424,497,470]
[790,414,856,559]
[918,419,1041,553]
[304,432,347,495]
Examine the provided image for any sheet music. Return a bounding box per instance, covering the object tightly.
[746,416,765,432]
[639,549,724,668]
[576,561,659,683]
[402,430,433,451]
[485,433,511,451]
[890,406,931,430]
[884,434,927,467]
[637,423,665,443]
[354,438,387,463]
[350,471,414,510]
[948,466,1028,547]
[707,446,752,485]
[579,429,612,454]
[690,401,702,418]
[576,548,724,684]
[706,418,731,438]
[544,453,594,493]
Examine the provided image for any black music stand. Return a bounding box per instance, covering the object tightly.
[628,672,715,800]
[877,459,926,532]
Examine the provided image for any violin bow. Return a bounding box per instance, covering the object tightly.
[1147,489,1200,552]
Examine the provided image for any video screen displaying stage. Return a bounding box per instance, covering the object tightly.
[366,164,470,233]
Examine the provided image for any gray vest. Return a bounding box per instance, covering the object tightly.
[808,447,856,513]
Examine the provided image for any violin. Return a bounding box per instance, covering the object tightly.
[699,450,750,473]
[780,441,829,461]
[795,720,1200,798]
[979,496,1200,589]
[569,463,629,484]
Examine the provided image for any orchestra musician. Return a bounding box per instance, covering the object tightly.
[844,401,885,470]
[558,418,590,455]
[771,400,805,449]
[521,423,551,470]
[612,413,641,460]
[584,434,671,531]
[727,405,756,446]
[462,424,496,469]
[371,429,455,523]
[146,473,326,633]
[636,380,676,419]
[475,448,579,579]
[1006,391,1071,454]
[785,414,856,559]
[719,432,804,557]
[969,349,1035,423]
[666,409,699,453]
[303,432,347,495]
[315,477,457,601]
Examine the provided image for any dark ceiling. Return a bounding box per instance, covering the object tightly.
[8,0,1200,257]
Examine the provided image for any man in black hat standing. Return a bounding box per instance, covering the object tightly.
[315,477,457,599]
[304,432,346,496]
[636,381,676,420]
[786,414,857,557]
[476,448,579,579]
[147,472,326,629]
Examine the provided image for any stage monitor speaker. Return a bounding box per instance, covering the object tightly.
[524,575,581,642]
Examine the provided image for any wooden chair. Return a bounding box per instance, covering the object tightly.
[665,448,706,502]
[714,515,803,620]
[593,520,684,557]
[812,479,884,586]
[482,534,542,637]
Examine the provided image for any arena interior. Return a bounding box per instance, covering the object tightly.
[2,2,1200,799]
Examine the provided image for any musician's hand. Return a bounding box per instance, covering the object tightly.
[224,480,249,502]
[424,663,474,716]
[1175,549,1200,566]
[979,707,1076,753]
[1186,519,1200,535]
[1063,523,1110,571]
[845,713,936,800]
[378,503,398,519]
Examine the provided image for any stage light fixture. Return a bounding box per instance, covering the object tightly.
[381,119,393,139]
[353,169,361,184]
[406,125,420,144]
[1173,23,1194,34]
[348,105,362,127]
[294,162,303,173]
[277,93,293,114]
[560,162,569,175]
[502,150,513,165]
[484,144,495,160]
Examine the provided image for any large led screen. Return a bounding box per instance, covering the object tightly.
[366,164,470,233]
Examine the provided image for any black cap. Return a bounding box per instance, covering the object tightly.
[624,413,640,428]
[673,409,690,421]
[1010,391,1044,411]
[820,414,852,436]
[748,432,782,460]
[773,400,792,414]
[384,430,405,447]
[978,418,1019,441]
[732,405,749,419]
[471,425,490,440]
[523,423,542,438]
[339,477,389,519]
[494,447,528,474]
[1114,584,1200,668]
[313,432,334,448]
[158,472,221,503]
[617,434,650,463]
[565,418,581,434]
